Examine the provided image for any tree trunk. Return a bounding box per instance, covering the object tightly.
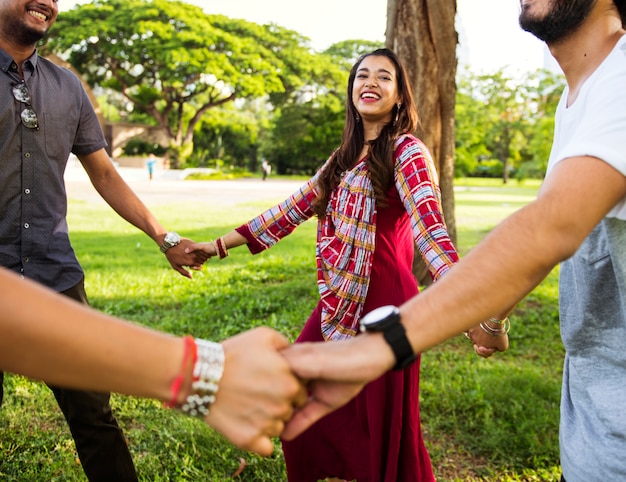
[386,0,458,285]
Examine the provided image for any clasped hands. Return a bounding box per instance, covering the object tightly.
[162,238,211,279]
[464,319,510,357]
[208,323,508,457]
[165,239,227,278]
[176,243,508,454]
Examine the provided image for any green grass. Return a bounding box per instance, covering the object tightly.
[0,179,564,481]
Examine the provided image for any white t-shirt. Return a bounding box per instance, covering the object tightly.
[549,34,626,482]
[547,34,626,220]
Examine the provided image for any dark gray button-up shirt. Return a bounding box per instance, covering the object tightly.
[0,48,107,292]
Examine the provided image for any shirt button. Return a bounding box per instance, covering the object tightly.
[25,152,31,158]
[24,223,30,229]
[24,188,31,194]
[24,257,29,263]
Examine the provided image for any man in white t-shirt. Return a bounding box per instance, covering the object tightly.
[519,2,626,480]
[281,2,626,481]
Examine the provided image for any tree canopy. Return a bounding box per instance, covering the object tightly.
[455,68,564,181]
[44,0,343,164]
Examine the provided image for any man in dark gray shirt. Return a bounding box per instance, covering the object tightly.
[0,1,206,480]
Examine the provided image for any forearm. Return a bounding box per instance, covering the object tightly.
[189,231,248,258]
[401,157,626,355]
[0,270,182,401]
[221,230,249,250]
[79,150,167,244]
[401,203,576,354]
[237,182,317,253]
[91,169,167,244]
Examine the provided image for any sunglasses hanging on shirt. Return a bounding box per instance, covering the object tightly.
[12,82,40,130]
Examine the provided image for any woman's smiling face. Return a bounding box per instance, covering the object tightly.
[352,55,400,126]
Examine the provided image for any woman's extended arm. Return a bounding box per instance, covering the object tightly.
[186,176,321,258]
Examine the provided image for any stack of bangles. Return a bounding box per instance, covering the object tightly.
[165,336,225,418]
[464,317,511,339]
[214,237,229,259]
[480,317,511,336]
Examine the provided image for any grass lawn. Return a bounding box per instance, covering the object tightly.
[0,177,564,481]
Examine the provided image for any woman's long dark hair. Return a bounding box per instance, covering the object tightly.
[615,0,626,25]
[312,48,419,217]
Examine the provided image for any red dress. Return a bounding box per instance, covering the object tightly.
[281,184,438,482]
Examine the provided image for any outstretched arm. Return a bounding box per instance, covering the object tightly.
[78,149,207,278]
[282,155,626,440]
[185,178,319,259]
[0,268,306,456]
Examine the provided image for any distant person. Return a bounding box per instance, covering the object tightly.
[146,153,158,180]
[187,48,501,482]
[0,267,306,458]
[280,2,626,482]
[0,1,207,480]
[261,158,271,180]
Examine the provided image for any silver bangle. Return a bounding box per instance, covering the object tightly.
[489,316,509,325]
[179,339,225,418]
[479,318,511,336]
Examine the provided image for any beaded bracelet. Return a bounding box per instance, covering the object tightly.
[166,336,225,418]
[180,338,225,418]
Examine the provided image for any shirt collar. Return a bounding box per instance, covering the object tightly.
[0,47,39,76]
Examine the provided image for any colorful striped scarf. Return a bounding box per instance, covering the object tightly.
[317,157,377,340]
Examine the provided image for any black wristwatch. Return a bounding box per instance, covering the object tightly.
[359,305,417,370]
[160,231,181,253]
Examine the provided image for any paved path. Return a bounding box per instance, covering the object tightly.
[65,164,304,206]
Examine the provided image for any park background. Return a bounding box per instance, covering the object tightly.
[1,0,566,480]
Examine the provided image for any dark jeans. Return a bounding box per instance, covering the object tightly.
[1,279,137,482]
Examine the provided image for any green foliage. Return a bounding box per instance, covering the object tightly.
[44,0,338,166]
[263,92,346,175]
[184,166,254,180]
[455,68,565,181]
[45,0,564,183]
[0,179,563,480]
[122,138,167,157]
[473,159,504,178]
[190,102,262,169]
[324,39,387,68]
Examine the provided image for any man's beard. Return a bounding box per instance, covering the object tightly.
[4,17,47,46]
[519,0,596,44]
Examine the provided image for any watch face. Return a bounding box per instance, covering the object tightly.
[165,232,180,244]
[360,305,400,332]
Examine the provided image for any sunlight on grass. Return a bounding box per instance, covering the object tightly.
[1,178,563,481]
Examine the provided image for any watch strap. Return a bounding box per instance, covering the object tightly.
[160,232,180,253]
[382,322,417,370]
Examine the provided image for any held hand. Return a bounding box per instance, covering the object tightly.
[465,321,509,358]
[184,242,218,259]
[280,334,393,441]
[205,327,307,457]
[164,239,208,278]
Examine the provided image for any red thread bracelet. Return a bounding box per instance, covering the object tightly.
[164,335,197,408]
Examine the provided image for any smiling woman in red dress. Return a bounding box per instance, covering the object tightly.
[187,48,459,481]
